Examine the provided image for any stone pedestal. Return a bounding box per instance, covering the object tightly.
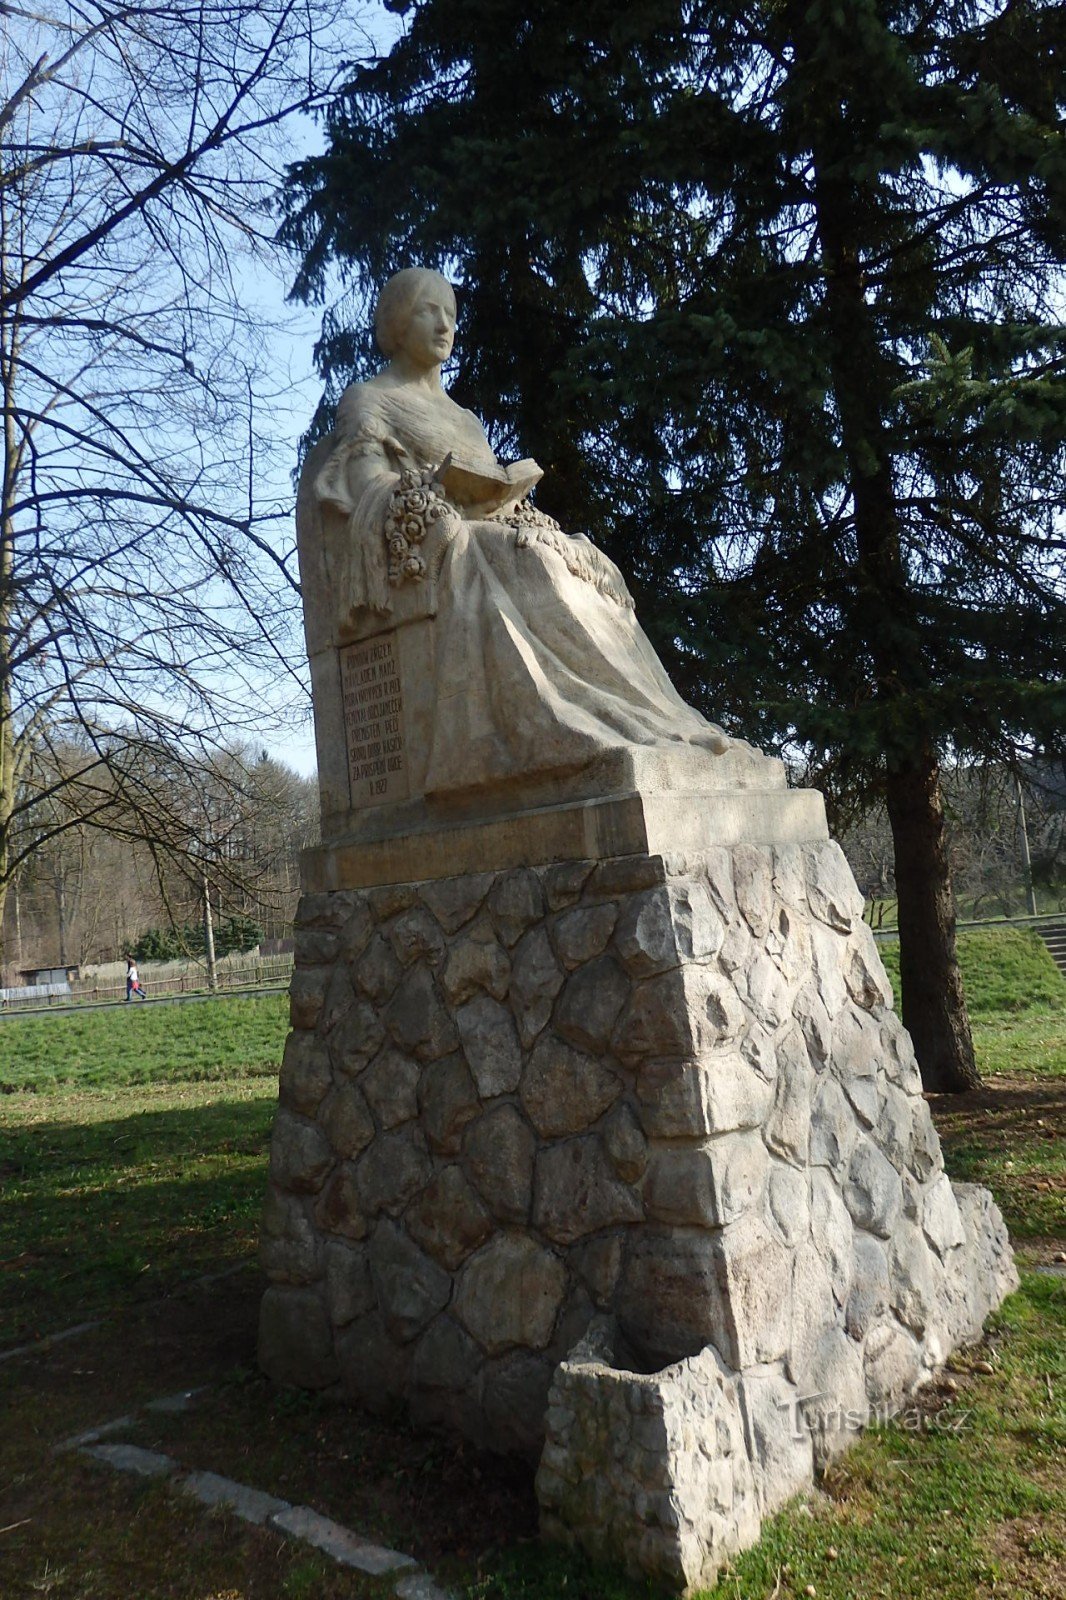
[259,813,1016,1593]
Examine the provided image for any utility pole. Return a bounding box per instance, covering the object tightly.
[203,872,218,990]
[1016,777,1038,919]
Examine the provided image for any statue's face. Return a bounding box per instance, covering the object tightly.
[398,284,455,369]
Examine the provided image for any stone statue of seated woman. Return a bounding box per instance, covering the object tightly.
[296,266,782,839]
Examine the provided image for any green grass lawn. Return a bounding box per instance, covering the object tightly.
[0,939,1063,1599]
[0,991,288,1091]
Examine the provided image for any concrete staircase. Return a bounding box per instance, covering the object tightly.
[1035,918,1066,977]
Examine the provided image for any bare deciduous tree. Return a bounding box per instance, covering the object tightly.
[0,0,350,958]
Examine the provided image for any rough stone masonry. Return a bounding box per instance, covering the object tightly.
[259,838,1017,1594]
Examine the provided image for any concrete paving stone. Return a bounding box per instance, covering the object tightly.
[0,1319,103,1365]
[56,1415,136,1451]
[180,1469,291,1525]
[271,1504,418,1574]
[144,1387,207,1414]
[80,1443,177,1477]
[394,1573,455,1600]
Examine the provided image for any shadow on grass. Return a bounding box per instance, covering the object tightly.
[0,1096,275,1345]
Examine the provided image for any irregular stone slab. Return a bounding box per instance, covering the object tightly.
[405,1165,493,1271]
[488,867,546,947]
[354,931,404,1006]
[713,1213,792,1367]
[419,874,495,936]
[614,969,694,1057]
[803,841,864,931]
[550,900,617,969]
[617,1228,731,1367]
[361,1047,420,1129]
[766,1161,809,1248]
[259,1285,338,1389]
[845,1232,891,1341]
[481,1349,555,1458]
[554,955,629,1055]
[418,1053,480,1155]
[81,1443,177,1478]
[279,1031,332,1117]
[394,1572,455,1600]
[520,1034,621,1138]
[289,967,329,1032]
[410,1315,481,1393]
[637,1052,773,1137]
[268,1111,333,1196]
[314,1163,369,1241]
[57,1416,136,1450]
[454,1235,566,1354]
[324,1239,375,1326]
[321,1084,375,1159]
[732,843,773,939]
[613,882,722,976]
[542,859,595,909]
[356,1133,431,1218]
[328,999,386,1078]
[370,1222,452,1343]
[181,1470,290,1525]
[144,1388,206,1415]
[260,1186,322,1282]
[737,1367,814,1517]
[271,1505,417,1574]
[509,923,565,1047]
[387,906,446,968]
[441,918,510,1006]
[367,883,418,920]
[462,1104,535,1222]
[601,1102,647,1182]
[763,1025,814,1164]
[843,1139,903,1238]
[383,963,458,1061]
[644,1133,768,1230]
[456,993,522,1096]
[335,1311,412,1412]
[533,1136,643,1244]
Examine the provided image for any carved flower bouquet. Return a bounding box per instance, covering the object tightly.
[384,456,453,585]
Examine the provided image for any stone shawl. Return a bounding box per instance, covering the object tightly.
[308,378,733,796]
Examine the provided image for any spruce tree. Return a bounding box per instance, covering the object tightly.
[283,0,1066,1091]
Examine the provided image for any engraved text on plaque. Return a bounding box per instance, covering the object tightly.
[340,633,409,806]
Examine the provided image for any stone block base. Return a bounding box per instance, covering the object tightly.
[259,837,1017,1591]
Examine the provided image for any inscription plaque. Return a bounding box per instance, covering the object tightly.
[340,633,409,806]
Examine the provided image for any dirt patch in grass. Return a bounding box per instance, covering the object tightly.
[980,1512,1066,1599]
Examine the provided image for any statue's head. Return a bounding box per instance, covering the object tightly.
[375,267,457,362]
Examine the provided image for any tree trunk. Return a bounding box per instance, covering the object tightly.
[884,740,980,1092]
[804,70,979,1094]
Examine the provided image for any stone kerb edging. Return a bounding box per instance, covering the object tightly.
[258,838,1018,1591]
[71,1428,451,1596]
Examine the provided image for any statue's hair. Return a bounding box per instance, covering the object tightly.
[375,267,456,359]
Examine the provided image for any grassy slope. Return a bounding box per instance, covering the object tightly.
[877,926,1066,1017]
[0,991,288,1091]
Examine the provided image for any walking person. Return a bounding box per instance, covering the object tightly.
[125,955,147,1001]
